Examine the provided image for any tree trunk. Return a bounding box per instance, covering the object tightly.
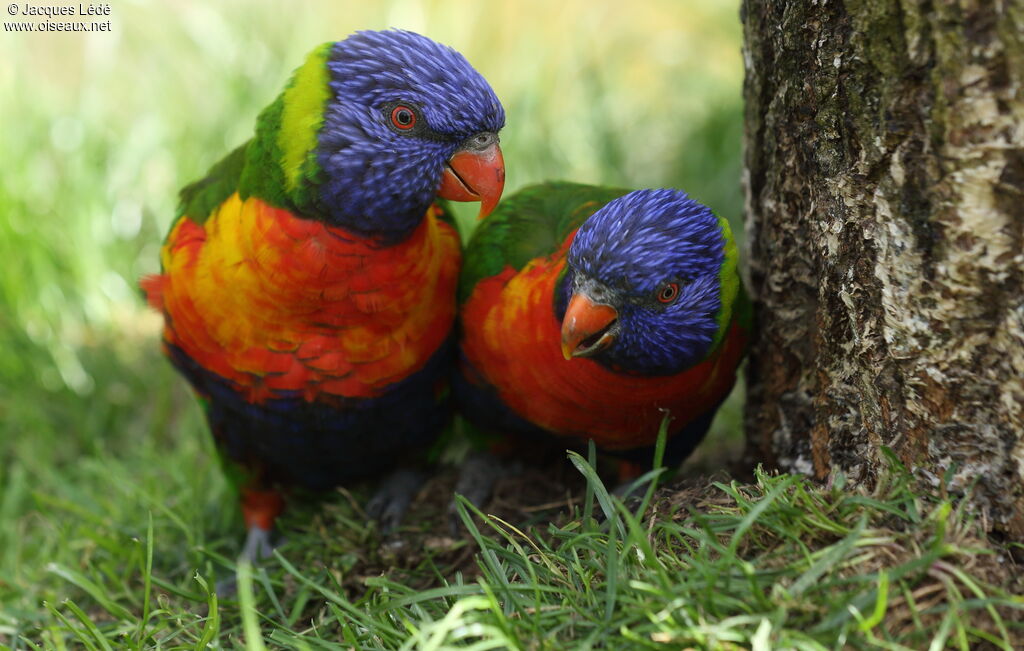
[741,0,1024,537]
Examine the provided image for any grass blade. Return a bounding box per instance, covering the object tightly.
[46,563,132,621]
[236,562,267,651]
[136,512,154,647]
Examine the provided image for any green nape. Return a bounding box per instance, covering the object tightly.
[708,213,741,352]
[238,42,334,214]
[171,42,334,234]
[459,182,630,304]
[277,42,333,197]
[237,92,287,207]
[174,43,334,231]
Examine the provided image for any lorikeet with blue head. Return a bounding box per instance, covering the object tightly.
[454,182,749,509]
[141,30,505,560]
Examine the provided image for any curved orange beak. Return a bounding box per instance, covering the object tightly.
[437,138,505,220]
[560,293,619,360]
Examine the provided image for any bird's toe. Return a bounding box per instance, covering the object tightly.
[367,468,426,534]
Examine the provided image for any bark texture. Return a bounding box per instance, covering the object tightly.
[741,0,1024,536]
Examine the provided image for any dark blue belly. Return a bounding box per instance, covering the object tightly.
[167,339,454,491]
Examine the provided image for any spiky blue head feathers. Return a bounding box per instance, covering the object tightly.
[563,189,731,375]
[317,30,504,239]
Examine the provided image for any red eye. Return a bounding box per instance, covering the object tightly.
[390,105,416,130]
[657,283,679,303]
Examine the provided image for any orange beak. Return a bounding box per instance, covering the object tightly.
[560,293,619,360]
[437,139,505,220]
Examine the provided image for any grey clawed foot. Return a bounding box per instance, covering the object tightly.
[448,451,514,534]
[366,468,426,534]
[240,525,276,562]
[215,525,279,597]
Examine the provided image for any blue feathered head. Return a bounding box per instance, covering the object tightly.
[560,189,738,375]
[258,30,504,241]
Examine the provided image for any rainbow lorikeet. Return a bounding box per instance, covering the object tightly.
[455,183,748,506]
[141,30,505,559]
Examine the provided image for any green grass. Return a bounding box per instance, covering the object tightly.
[2,0,1021,648]
[8,444,1022,648]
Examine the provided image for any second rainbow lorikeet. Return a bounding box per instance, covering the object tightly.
[454,182,749,508]
[141,30,505,561]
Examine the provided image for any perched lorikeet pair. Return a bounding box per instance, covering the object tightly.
[143,29,747,559]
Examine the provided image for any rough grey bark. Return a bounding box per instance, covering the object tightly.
[741,0,1024,536]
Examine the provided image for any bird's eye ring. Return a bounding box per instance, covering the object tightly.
[657,282,679,304]
[390,105,416,130]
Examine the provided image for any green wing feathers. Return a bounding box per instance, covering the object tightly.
[459,182,630,303]
[176,142,249,225]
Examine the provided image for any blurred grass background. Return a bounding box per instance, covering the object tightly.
[0,0,743,640]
